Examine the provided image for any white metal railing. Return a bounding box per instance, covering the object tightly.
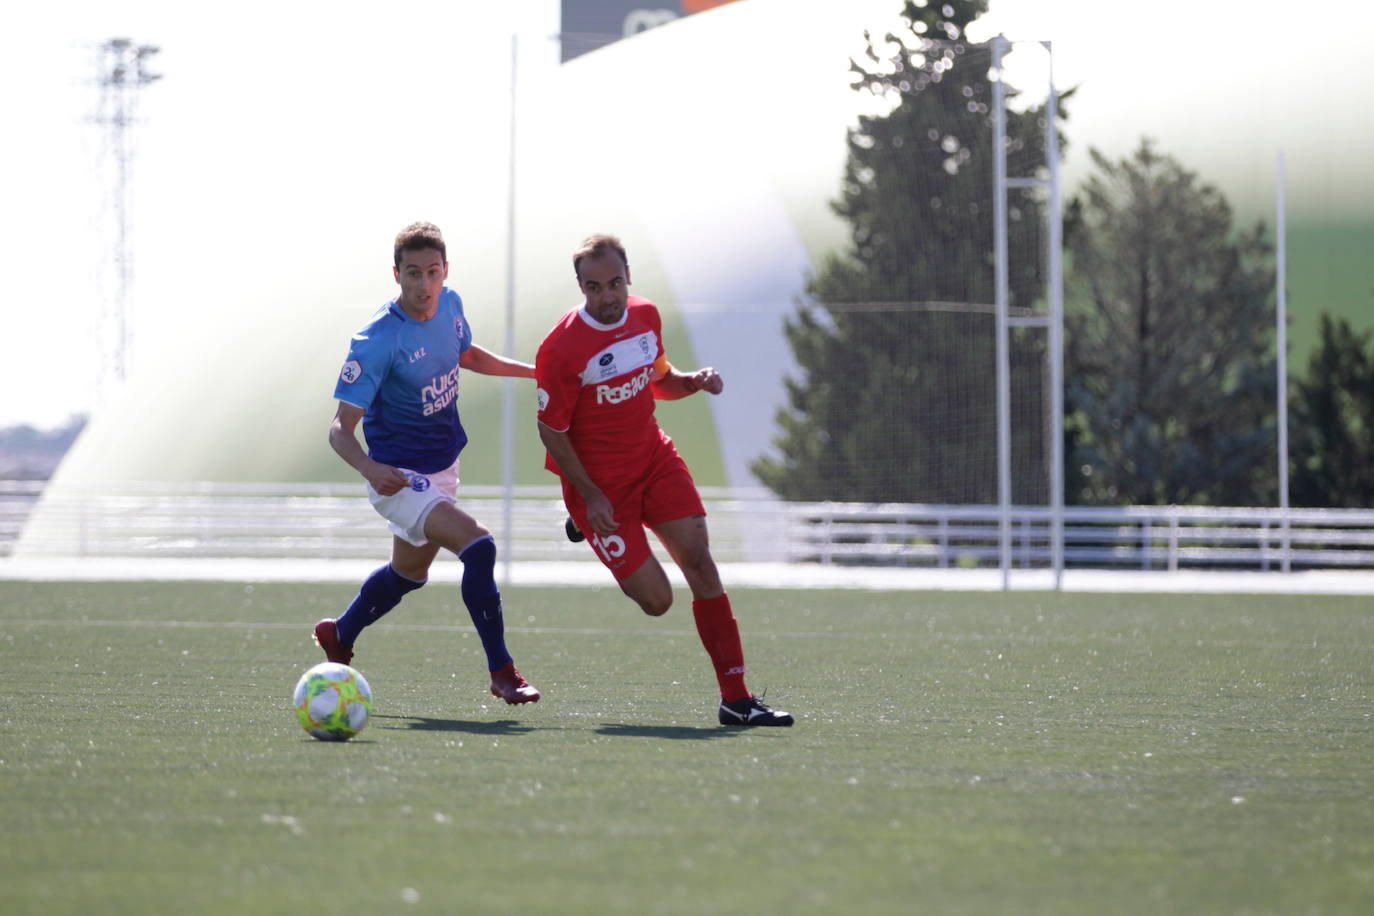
[4,480,1373,571]
[783,502,1374,571]
[0,479,43,554]
[3,481,782,566]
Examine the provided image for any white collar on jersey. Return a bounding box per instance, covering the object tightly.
[577,305,629,331]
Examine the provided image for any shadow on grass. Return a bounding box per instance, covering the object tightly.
[373,714,537,736]
[595,723,737,740]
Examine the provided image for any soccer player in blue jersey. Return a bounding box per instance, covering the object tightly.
[314,221,539,705]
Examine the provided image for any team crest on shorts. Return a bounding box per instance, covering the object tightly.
[408,474,431,492]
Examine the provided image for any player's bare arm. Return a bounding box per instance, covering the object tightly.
[537,422,619,536]
[460,344,535,379]
[328,402,410,495]
[652,366,723,400]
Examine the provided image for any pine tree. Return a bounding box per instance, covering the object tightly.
[753,0,1054,503]
[1064,140,1277,505]
[1289,312,1374,507]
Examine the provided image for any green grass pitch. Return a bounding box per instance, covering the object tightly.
[2,580,1372,914]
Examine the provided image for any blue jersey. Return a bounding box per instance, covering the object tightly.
[334,287,473,474]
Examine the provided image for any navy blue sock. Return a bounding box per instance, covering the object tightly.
[336,564,425,647]
[458,535,513,672]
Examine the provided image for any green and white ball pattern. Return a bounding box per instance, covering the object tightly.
[293,662,373,741]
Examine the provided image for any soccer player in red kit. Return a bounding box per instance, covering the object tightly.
[535,234,793,727]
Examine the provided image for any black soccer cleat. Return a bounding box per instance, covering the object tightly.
[564,515,586,543]
[718,695,794,727]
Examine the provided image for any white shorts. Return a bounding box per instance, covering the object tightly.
[366,462,459,546]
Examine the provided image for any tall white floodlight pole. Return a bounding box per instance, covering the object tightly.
[97,38,160,391]
[1276,151,1291,572]
[990,36,1012,590]
[1045,44,1065,589]
[993,39,1062,588]
[501,34,519,586]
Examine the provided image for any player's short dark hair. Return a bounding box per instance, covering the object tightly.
[573,234,628,280]
[394,221,447,269]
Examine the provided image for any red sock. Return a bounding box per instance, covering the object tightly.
[691,593,748,702]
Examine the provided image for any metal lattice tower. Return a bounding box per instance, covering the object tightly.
[95,38,160,387]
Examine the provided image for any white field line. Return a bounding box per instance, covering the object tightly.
[5,617,1370,652]
[3,558,1374,593]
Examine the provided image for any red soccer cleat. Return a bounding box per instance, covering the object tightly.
[489,662,541,705]
[312,618,354,665]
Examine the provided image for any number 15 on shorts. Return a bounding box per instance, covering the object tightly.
[590,532,627,563]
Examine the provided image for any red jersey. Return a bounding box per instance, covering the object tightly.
[536,296,675,484]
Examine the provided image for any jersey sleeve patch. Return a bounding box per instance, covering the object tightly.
[340,359,363,384]
[535,339,577,431]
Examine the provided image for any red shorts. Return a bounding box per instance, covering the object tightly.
[560,444,706,581]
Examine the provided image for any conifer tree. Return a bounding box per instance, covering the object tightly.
[754,0,1054,503]
[1064,141,1277,505]
[1289,312,1374,507]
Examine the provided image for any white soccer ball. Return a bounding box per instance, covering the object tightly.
[293,662,373,741]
